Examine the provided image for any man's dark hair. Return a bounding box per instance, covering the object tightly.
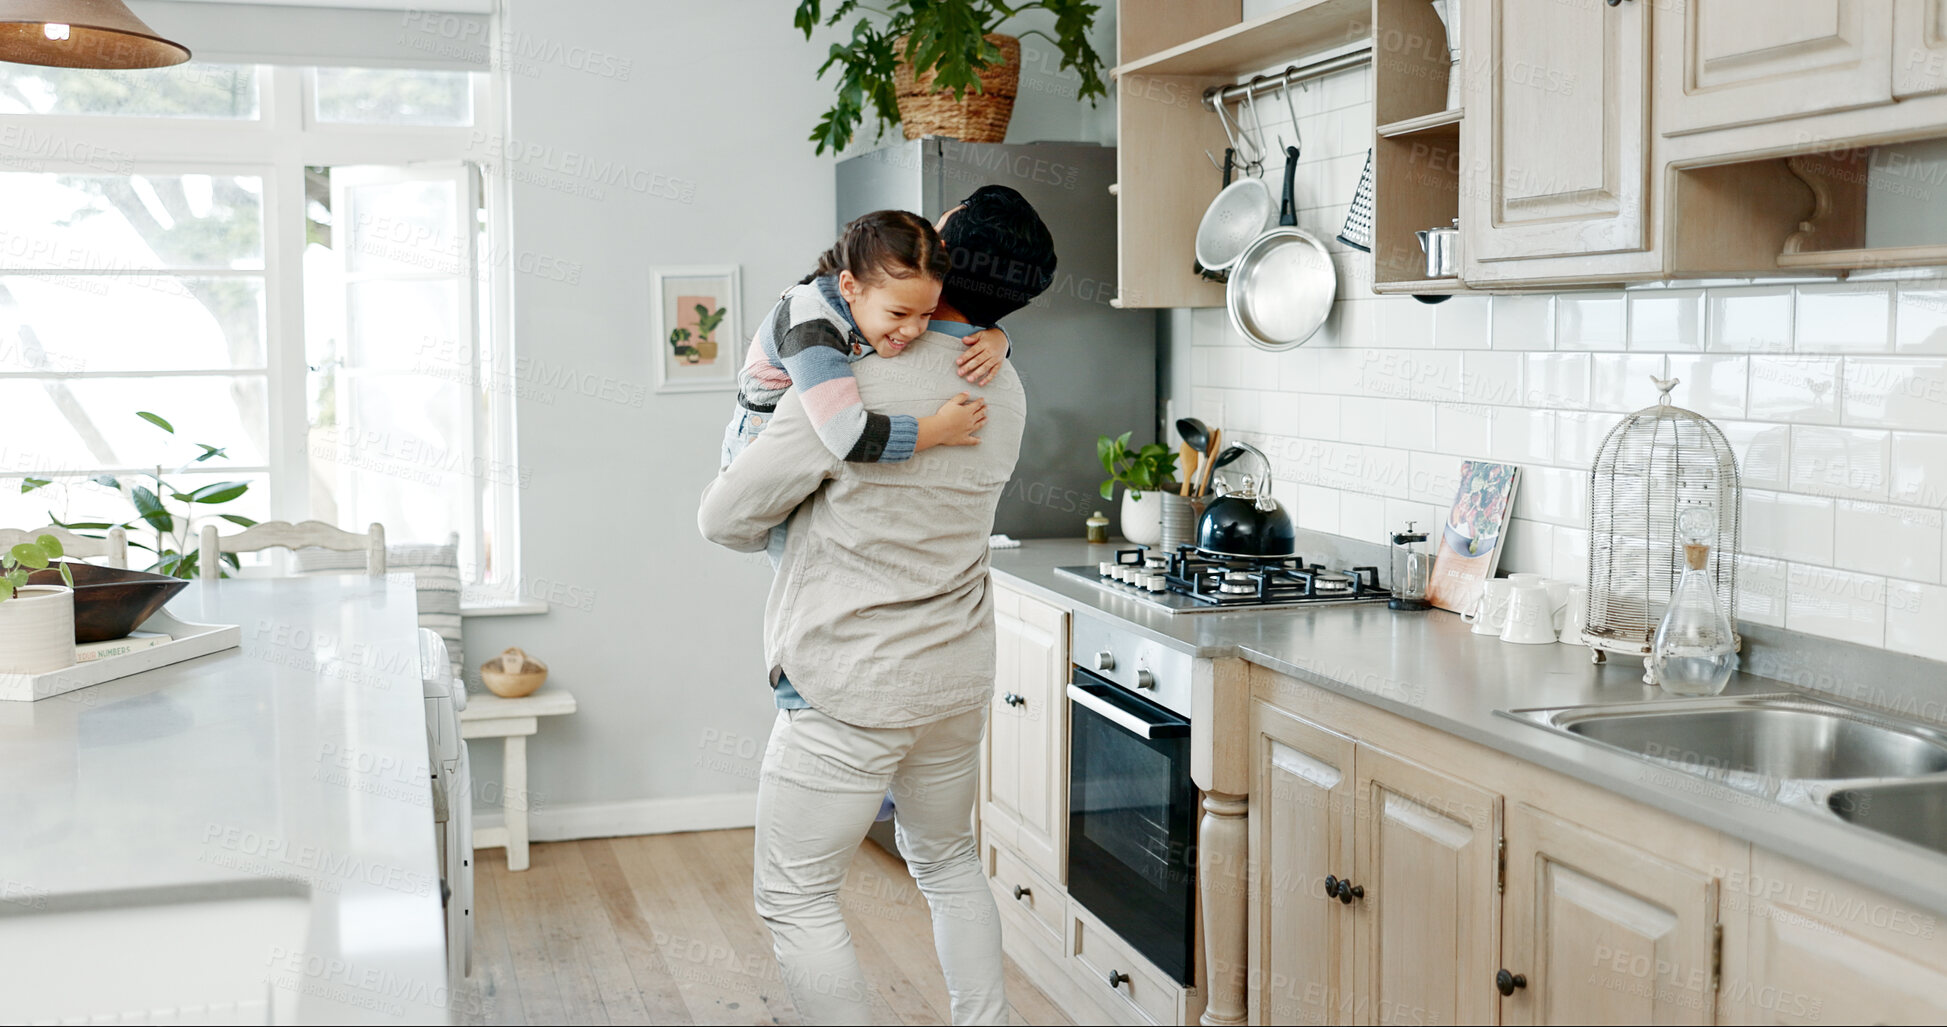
[939,185,1057,327]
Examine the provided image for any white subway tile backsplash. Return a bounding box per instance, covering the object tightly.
[1718,421,1792,490]
[1524,353,1591,408]
[1340,490,1385,537]
[1748,356,1840,424]
[1844,357,1947,432]
[1462,352,1522,405]
[1787,426,1890,501]
[1341,398,1387,445]
[1834,500,1944,583]
[1795,283,1892,353]
[1743,490,1835,562]
[1182,264,1947,660]
[1595,354,1675,413]
[1785,564,1886,647]
[1433,295,1492,349]
[1663,355,1746,420]
[1375,290,1436,348]
[1891,431,1947,508]
[1556,293,1628,350]
[1515,466,1587,527]
[1298,394,1340,440]
[1501,519,1555,577]
[1630,289,1705,351]
[1296,484,1341,535]
[1492,295,1555,351]
[1895,279,1947,354]
[1408,451,1459,504]
[1552,527,1591,586]
[1493,409,1556,465]
[1707,287,1794,352]
[1435,403,1493,456]
[1386,401,1436,452]
[1885,581,1947,661]
[1736,555,1790,628]
[1554,410,1608,468]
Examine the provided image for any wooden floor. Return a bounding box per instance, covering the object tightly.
[458,830,1073,1026]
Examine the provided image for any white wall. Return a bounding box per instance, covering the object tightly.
[465,0,1118,832]
[1173,61,1947,661]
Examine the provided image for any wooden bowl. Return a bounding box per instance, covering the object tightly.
[480,646,547,698]
[28,562,188,643]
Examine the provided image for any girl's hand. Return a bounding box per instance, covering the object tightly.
[956,328,1008,386]
[917,392,988,449]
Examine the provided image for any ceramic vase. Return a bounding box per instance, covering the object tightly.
[1120,489,1164,547]
[0,585,77,675]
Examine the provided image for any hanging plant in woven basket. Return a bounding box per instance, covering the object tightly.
[794,1,1107,155]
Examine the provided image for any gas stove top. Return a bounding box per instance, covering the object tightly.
[1055,545,1392,615]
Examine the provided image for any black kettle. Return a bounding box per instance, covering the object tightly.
[1195,442,1296,558]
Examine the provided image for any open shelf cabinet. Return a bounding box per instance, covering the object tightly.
[1369,0,1467,295]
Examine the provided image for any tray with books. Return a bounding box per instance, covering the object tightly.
[0,609,241,702]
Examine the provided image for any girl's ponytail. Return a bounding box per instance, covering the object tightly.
[801,209,949,286]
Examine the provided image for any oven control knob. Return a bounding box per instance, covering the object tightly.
[1135,669,1157,690]
[1094,651,1115,671]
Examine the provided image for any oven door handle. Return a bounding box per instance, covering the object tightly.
[1067,683,1191,739]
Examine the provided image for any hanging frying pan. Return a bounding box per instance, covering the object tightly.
[1192,102,1274,282]
[1226,145,1337,352]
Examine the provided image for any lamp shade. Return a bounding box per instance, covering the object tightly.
[0,0,190,69]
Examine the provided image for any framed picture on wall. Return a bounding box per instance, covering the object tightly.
[652,265,741,393]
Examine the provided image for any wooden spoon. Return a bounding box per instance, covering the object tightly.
[1197,428,1222,496]
[1179,444,1198,497]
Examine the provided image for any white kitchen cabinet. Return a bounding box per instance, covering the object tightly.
[1462,0,1654,270]
[1500,803,1718,1025]
[1897,0,1947,97]
[1353,744,1503,1027]
[1732,851,1947,1025]
[1248,701,1356,1026]
[983,582,1070,882]
[1657,0,1893,136]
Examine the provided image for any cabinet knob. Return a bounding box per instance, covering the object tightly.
[1003,692,1026,707]
[1107,970,1130,989]
[1012,884,1030,900]
[1496,969,1528,996]
[1135,669,1156,690]
[1605,0,1632,5]
[1094,650,1115,671]
[1323,875,1364,904]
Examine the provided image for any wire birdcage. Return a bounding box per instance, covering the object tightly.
[1583,377,1741,661]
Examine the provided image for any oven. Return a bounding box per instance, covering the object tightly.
[1065,612,1199,985]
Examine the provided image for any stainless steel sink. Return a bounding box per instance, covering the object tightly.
[1507,694,1947,786]
[1829,780,1947,856]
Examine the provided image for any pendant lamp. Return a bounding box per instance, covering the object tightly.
[0,0,190,69]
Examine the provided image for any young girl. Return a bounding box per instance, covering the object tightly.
[719,209,1009,472]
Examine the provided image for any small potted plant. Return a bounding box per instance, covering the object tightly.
[794,0,1107,154]
[1098,432,1178,547]
[0,535,76,675]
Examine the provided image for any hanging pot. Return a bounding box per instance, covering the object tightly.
[1194,443,1295,558]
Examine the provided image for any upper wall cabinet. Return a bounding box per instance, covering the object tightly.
[1657,0,1893,137]
[1463,0,1653,268]
[1896,0,1947,97]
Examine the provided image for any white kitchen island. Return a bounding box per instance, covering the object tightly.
[0,576,453,1025]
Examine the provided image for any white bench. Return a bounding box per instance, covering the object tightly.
[458,688,576,871]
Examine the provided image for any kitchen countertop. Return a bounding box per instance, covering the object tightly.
[991,539,1947,919]
[0,577,449,1024]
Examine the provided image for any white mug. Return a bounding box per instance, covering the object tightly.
[1543,578,1575,624]
[1558,585,1589,645]
[1501,583,1557,644]
[1465,579,1514,635]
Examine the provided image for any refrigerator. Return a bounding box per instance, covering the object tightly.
[836,139,1159,540]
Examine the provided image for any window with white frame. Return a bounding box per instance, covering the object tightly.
[0,61,518,596]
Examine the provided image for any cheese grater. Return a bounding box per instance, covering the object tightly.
[1336,148,1374,252]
